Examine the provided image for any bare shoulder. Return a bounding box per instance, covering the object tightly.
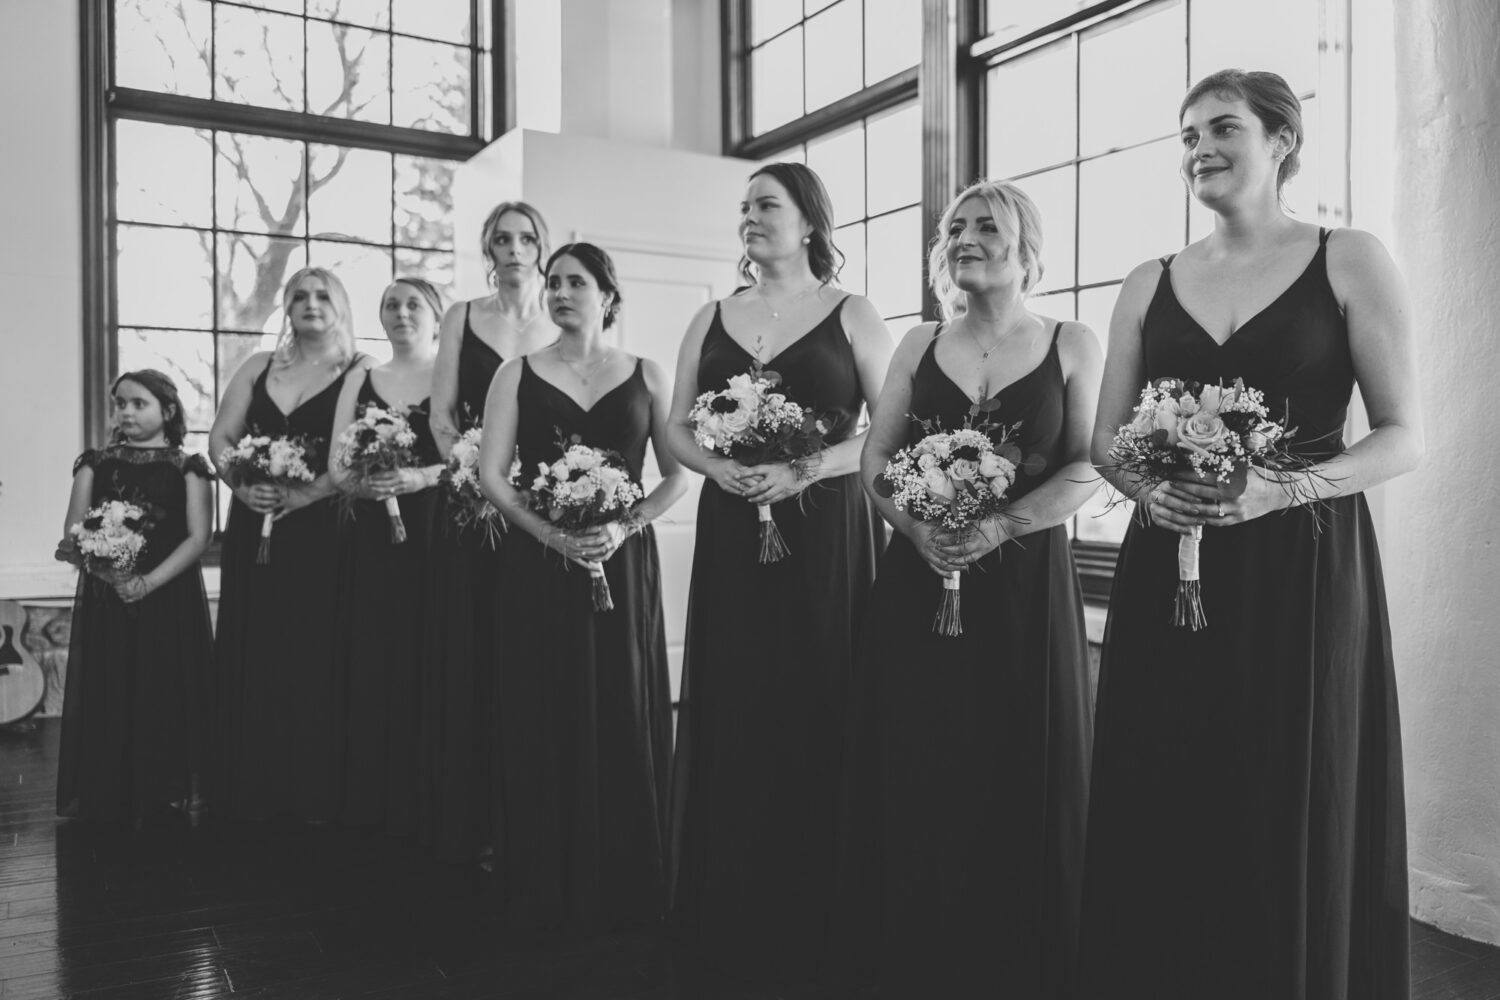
[837,291,885,326]
[1325,228,1401,304]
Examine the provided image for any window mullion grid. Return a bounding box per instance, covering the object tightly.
[210,124,223,533]
[1070,30,1083,537]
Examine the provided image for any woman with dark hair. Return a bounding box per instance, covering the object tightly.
[329,277,445,835]
[665,162,893,985]
[56,369,214,824]
[1080,70,1420,999]
[210,267,367,822]
[477,243,687,928]
[420,201,558,864]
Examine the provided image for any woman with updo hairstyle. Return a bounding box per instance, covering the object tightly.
[827,179,1100,997]
[477,242,687,928]
[209,267,368,822]
[1080,69,1420,999]
[664,162,893,986]
[419,201,558,864]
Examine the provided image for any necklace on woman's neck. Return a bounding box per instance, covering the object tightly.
[559,346,611,384]
[760,281,819,321]
[965,312,1032,361]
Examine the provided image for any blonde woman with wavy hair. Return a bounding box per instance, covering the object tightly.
[207,266,368,821]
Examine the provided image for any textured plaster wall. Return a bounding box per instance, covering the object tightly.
[1388,0,1500,946]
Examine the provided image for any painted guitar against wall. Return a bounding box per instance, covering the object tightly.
[0,602,46,725]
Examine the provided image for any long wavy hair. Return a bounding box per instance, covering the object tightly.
[927,179,1045,321]
[738,162,844,287]
[271,267,356,370]
[110,368,187,447]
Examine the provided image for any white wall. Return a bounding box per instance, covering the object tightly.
[1385,0,1500,946]
[0,0,85,600]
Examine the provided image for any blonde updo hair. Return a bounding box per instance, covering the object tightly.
[927,180,1044,321]
[272,267,356,370]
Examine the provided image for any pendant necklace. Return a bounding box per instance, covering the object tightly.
[763,282,818,321]
[560,349,610,385]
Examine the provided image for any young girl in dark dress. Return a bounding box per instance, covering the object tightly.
[1081,71,1421,1000]
[329,278,445,836]
[478,243,687,928]
[664,163,892,986]
[209,267,366,822]
[420,202,559,864]
[56,370,214,825]
[829,181,1100,998]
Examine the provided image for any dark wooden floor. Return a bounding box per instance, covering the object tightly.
[3,720,1498,1000]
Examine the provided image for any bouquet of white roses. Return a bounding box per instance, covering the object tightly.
[68,499,154,578]
[440,426,506,549]
[527,435,645,611]
[219,433,317,563]
[690,359,828,563]
[875,408,1039,636]
[333,404,420,544]
[1105,376,1311,630]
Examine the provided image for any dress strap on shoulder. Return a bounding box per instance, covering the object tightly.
[932,321,945,340]
[1159,253,1178,269]
[1050,320,1064,347]
[1318,226,1331,246]
[463,302,473,336]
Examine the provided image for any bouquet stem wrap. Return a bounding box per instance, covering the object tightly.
[934,570,963,637]
[586,561,613,611]
[257,512,275,564]
[382,496,408,544]
[1172,524,1206,630]
[756,502,789,564]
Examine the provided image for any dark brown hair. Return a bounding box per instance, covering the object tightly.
[739,162,844,286]
[111,369,186,446]
[1180,69,1304,192]
[546,243,623,329]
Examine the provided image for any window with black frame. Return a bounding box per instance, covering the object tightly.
[93,0,499,529]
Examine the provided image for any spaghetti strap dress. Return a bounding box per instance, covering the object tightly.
[212,360,356,821]
[489,357,672,929]
[829,322,1092,998]
[669,297,883,982]
[1079,228,1409,999]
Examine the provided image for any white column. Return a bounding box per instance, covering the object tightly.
[559,0,675,147]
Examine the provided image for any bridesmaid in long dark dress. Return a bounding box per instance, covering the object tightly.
[209,267,366,822]
[421,201,558,863]
[1081,71,1421,1000]
[831,180,1100,998]
[329,278,445,835]
[56,370,214,824]
[665,163,892,985]
[478,243,688,928]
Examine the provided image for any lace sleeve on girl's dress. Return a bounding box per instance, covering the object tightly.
[72,449,103,476]
[181,453,215,479]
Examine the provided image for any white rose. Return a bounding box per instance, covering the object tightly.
[1198,384,1227,414]
[989,475,1013,500]
[719,408,752,435]
[977,453,1011,479]
[917,452,939,472]
[1152,407,1181,446]
[923,468,956,500]
[1177,411,1229,458]
[948,458,979,482]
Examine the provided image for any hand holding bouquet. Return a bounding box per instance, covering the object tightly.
[690,359,828,563]
[67,499,155,580]
[440,426,506,548]
[219,433,317,563]
[1105,376,1313,630]
[333,404,420,543]
[527,435,645,611]
[874,408,1041,636]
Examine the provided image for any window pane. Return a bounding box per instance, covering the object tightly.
[116,120,212,228]
[865,104,921,217]
[804,1,862,113]
[863,0,921,83]
[392,0,471,45]
[394,157,456,250]
[218,332,274,398]
[987,0,1092,43]
[308,0,388,30]
[117,225,213,329]
[1078,139,1184,284]
[751,28,803,134]
[213,4,304,112]
[835,221,866,296]
[307,21,391,123]
[885,313,921,334]
[1013,166,1076,293]
[309,145,392,244]
[356,337,395,364]
[114,0,211,98]
[750,0,801,45]
[1027,290,1075,321]
[1190,0,1317,96]
[866,207,921,318]
[118,329,217,431]
[1078,1,1184,155]
[392,36,471,134]
[805,0,839,13]
[395,248,455,290]
[988,39,1076,179]
[308,241,393,333]
[1077,283,1120,349]
[218,234,308,333]
[215,132,308,237]
[806,123,865,227]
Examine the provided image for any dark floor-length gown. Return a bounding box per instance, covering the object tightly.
[57,445,215,822]
[420,308,505,862]
[829,322,1092,998]
[213,359,357,821]
[1079,228,1409,999]
[489,357,673,929]
[335,372,440,835]
[670,297,883,982]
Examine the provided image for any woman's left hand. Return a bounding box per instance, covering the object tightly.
[1166,467,1291,526]
[573,521,630,562]
[741,462,810,505]
[114,574,155,603]
[367,468,425,498]
[940,518,1011,565]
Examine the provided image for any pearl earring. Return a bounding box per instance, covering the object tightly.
[801,235,811,246]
